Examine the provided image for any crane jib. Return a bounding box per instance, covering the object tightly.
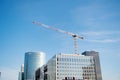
[33,21,84,54]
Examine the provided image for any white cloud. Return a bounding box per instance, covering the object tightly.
[86,39,120,43]
[0,67,18,80]
[81,31,120,36]
[80,31,120,43]
[71,1,120,29]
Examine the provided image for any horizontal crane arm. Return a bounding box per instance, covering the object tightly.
[32,21,84,39]
[33,21,84,54]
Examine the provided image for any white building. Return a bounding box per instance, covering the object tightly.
[45,53,96,80]
[36,51,102,80]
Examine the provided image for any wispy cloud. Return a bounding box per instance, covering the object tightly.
[81,31,120,36]
[71,1,120,29]
[86,39,120,43]
[80,31,120,43]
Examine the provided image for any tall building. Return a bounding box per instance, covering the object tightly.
[24,52,45,80]
[0,72,1,77]
[21,64,24,73]
[18,64,24,80]
[82,51,102,80]
[36,51,102,80]
[18,72,22,80]
[21,64,24,80]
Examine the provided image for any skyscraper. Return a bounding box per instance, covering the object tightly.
[18,72,22,80]
[24,52,45,80]
[18,64,24,80]
[21,64,24,73]
[0,72,1,77]
[38,51,102,80]
[21,64,24,80]
[82,51,102,80]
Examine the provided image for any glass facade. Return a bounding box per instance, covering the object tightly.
[24,52,45,80]
[46,53,97,80]
[18,64,24,80]
[82,51,102,80]
[18,72,22,80]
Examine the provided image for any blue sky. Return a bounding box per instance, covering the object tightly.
[0,0,120,80]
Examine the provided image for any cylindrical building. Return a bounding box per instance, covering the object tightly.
[24,52,45,80]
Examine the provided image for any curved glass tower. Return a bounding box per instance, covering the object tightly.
[24,52,45,80]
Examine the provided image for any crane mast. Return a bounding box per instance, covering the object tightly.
[33,21,84,54]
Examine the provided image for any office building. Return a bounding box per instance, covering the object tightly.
[18,64,24,80]
[21,64,24,80]
[24,52,45,80]
[0,72,1,77]
[18,72,22,80]
[35,68,40,80]
[36,51,102,80]
[35,64,45,80]
[47,53,96,80]
[82,51,102,80]
[21,64,24,73]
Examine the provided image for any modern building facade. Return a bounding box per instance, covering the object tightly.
[47,53,96,80]
[0,72,1,78]
[36,51,102,80]
[24,52,45,80]
[82,51,102,80]
[18,64,24,80]
[35,66,45,80]
[18,72,22,80]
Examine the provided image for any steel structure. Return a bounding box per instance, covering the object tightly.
[33,21,84,54]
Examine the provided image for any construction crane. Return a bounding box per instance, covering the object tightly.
[33,21,84,54]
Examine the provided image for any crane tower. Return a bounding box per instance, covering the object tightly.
[33,21,84,54]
